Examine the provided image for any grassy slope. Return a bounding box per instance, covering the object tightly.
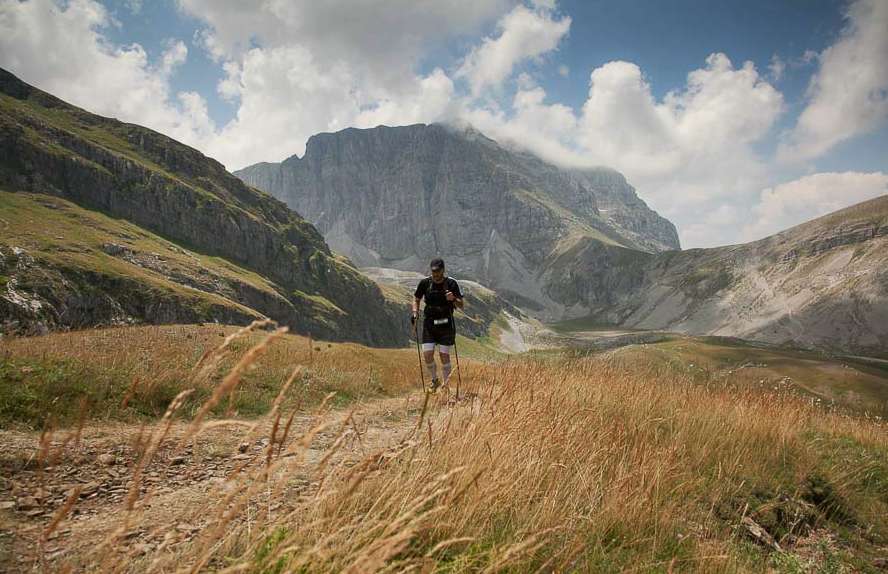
[0,321,506,430]
[0,190,281,306]
[1,69,406,345]
[611,194,888,353]
[1,92,266,232]
[0,88,318,236]
[1,324,886,571]
[612,337,888,419]
[548,318,888,419]
[0,324,418,429]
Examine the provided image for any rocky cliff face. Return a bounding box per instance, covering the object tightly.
[0,68,405,346]
[236,124,678,318]
[578,195,888,355]
[567,168,681,254]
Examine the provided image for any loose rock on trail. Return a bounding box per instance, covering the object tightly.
[0,391,457,572]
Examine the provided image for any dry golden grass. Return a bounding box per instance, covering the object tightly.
[611,338,888,419]
[246,356,885,572]
[0,323,420,427]
[5,327,887,572]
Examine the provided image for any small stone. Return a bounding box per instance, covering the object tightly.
[238,442,250,453]
[98,453,116,465]
[16,496,38,510]
[101,243,127,256]
[0,501,16,510]
[741,516,781,551]
[170,456,186,465]
[80,481,101,496]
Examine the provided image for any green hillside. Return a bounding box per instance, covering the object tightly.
[0,68,405,345]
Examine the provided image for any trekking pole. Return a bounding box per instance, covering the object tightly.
[412,317,426,392]
[450,309,463,401]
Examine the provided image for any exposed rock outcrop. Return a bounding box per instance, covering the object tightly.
[0,241,262,336]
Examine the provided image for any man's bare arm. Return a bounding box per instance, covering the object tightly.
[446,290,464,309]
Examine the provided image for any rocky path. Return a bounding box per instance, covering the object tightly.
[0,390,458,572]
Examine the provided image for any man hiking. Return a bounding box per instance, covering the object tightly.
[411,258,464,392]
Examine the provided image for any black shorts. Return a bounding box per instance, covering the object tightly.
[422,316,455,346]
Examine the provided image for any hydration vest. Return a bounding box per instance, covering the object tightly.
[423,277,452,319]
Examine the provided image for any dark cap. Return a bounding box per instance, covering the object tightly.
[430,257,445,271]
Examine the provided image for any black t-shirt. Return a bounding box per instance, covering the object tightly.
[414,277,462,318]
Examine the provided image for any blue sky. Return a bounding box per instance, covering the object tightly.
[1,0,886,247]
[100,0,236,121]
[542,1,840,102]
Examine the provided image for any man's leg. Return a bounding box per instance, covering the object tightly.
[422,345,437,382]
[439,348,452,382]
[439,324,456,384]
[421,320,438,385]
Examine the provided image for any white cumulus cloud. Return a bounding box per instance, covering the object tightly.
[778,0,888,162]
[160,39,188,75]
[742,172,888,241]
[176,0,512,168]
[464,52,784,247]
[0,0,214,149]
[456,3,570,96]
[354,69,457,129]
[178,0,510,93]
[202,44,361,167]
[0,0,510,170]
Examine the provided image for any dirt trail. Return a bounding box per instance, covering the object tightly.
[0,389,465,572]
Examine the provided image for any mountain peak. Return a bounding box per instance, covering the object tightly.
[236,123,679,316]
